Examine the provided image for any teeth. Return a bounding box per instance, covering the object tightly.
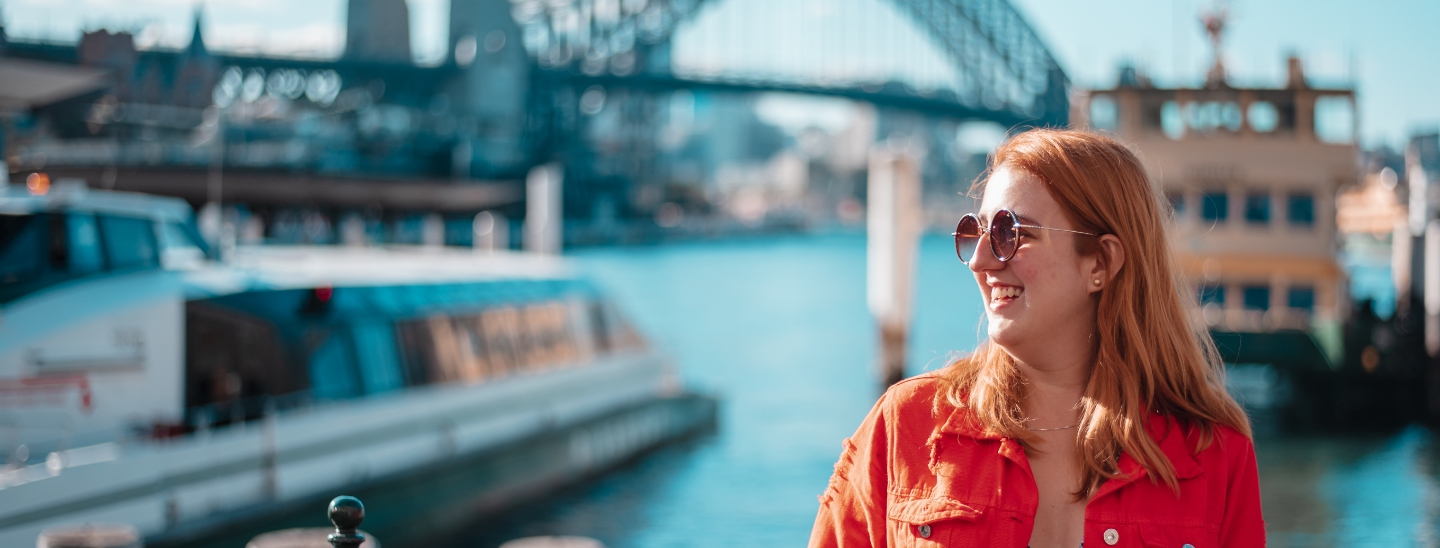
[990,286,1024,300]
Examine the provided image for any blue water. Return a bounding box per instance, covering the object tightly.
[449,233,1440,548]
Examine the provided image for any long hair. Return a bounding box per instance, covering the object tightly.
[941,128,1251,499]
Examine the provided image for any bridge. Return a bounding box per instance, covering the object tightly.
[3,0,1069,244]
[522,0,1068,125]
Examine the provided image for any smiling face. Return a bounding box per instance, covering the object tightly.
[970,165,1102,360]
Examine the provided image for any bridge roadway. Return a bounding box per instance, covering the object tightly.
[539,69,1065,129]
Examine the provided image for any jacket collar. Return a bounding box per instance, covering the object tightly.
[937,404,1204,498]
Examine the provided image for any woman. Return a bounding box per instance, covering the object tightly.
[810,129,1264,548]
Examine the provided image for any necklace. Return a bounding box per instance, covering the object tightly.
[1026,424,1077,432]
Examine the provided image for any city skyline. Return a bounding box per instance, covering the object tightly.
[4,0,1436,147]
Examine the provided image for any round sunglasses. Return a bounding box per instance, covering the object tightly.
[952,209,1099,264]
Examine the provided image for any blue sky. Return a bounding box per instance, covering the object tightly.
[5,0,1436,147]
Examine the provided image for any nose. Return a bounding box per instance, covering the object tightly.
[967,231,1005,273]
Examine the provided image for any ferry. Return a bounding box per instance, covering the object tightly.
[0,181,715,547]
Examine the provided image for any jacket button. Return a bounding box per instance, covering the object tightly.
[917,524,932,538]
[1183,545,1194,548]
[1103,528,1119,545]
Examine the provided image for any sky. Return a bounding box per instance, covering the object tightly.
[4,0,1437,148]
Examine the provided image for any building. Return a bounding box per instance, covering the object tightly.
[1398,133,1440,353]
[1074,53,1358,366]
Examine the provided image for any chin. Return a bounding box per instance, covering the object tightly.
[986,319,1023,348]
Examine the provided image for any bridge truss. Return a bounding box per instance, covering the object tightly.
[509,0,1070,127]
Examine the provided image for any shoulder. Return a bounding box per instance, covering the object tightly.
[1183,420,1257,474]
[1210,423,1257,460]
[878,371,960,417]
[1199,422,1254,453]
[862,372,969,444]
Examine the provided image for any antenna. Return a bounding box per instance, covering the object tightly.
[1199,1,1229,88]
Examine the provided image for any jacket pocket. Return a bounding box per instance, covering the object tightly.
[887,494,988,547]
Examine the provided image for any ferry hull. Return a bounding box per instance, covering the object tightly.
[0,353,709,547]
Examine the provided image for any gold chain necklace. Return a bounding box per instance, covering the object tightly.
[1025,423,1078,431]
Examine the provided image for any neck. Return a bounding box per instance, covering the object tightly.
[1012,345,1094,429]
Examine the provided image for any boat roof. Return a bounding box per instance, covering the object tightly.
[0,182,582,300]
[182,245,578,300]
[0,181,195,223]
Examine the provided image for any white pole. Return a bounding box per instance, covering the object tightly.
[525,163,563,255]
[867,149,921,386]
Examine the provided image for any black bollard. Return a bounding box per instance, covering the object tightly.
[326,496,366,548]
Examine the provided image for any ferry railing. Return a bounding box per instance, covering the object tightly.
[0,411,74,468]
[186,390,314,435]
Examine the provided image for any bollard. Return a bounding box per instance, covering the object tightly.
[326,496,365,548]
[246,496,377,548]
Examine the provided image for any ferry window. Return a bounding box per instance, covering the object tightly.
[352,321,405,395]
[98,215,158,270]
[160,221,208,269]
[1288,287,1316,311]
[0,214,44,286]
[1275,102,1297,132]
[1248,102,1279,133]
[1161,101,1185,140]
[1244,193,1271,225]
[1166,191,1186,217]
[1315,96,1355,144]
[1140,99,1164,129]
[308,330,362,400]
[395,317,447,385]
[1288,193,1316,226]
[1199,284,1225,306]
[454,318,493,380]
[481,307,523,374]
[1089,95,1118,132]
[1200,191,1229,222]
[593,301,645,352]
[66,214,104,275]
[1186,102,1242,133]
[1242,286,1271,311]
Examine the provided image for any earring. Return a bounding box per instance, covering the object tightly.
[1093,279,1102,286]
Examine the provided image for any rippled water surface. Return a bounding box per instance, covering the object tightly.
[444,233,1440,547]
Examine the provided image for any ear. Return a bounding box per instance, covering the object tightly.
[1088,234,1125,293]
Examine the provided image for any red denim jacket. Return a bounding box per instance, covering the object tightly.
[809,374,1265,547]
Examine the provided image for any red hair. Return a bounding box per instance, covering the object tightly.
[942,128,1250,498]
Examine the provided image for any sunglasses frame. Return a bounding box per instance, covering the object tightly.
[952,208,1099,264]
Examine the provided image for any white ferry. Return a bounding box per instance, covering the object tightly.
[0,181,714,547]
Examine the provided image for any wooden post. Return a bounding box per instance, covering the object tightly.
[867,149,921,387]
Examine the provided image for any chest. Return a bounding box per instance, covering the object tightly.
[883,436,1222,548]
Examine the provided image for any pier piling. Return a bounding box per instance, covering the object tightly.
[867,149,921,387]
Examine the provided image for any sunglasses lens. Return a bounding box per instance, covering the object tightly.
[991,210,1019,261]
[955,216,981,263]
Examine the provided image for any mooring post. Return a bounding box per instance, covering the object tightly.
[326,496,366,548]
[866,148,921,387]
[524,162,563,255]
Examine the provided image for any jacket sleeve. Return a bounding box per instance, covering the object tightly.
[809,395,891,548]
[1220,434,1266,547]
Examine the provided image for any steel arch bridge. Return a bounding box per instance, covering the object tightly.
[508,0,1070,128]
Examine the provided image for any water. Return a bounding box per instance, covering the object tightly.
[442,233,1440,547]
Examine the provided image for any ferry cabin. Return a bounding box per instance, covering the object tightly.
[0,181,648,465]
[1074,57,1356,368]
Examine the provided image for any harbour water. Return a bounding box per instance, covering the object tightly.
[435,233,1439,547]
